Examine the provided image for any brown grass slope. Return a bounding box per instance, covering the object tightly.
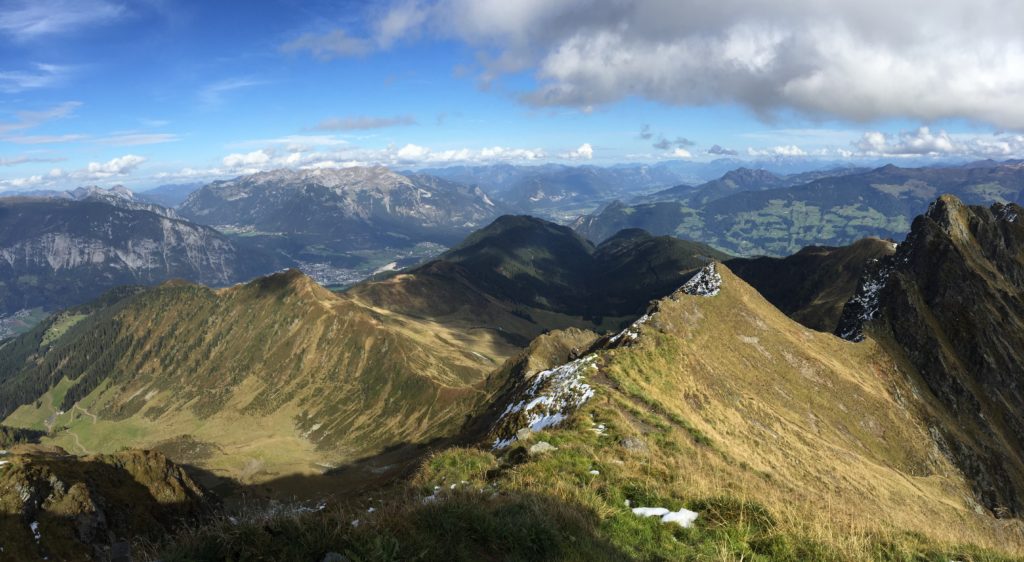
[156,264,1024,561]
[454,263,1024,557]
[1,269,515,485]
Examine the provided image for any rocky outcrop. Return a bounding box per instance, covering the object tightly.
[837,195,1024,514]
[0,447,210,561]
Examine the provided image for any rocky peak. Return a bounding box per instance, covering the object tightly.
[836,194,1024,513]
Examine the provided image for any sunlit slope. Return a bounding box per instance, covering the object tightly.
[0,269,512,483]
[468,263,1021,555]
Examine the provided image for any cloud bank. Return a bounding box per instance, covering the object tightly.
[320,0,1024,129]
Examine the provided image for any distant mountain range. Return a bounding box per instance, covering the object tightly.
[0,196,279,315]
[575,160,1024,255]
[134,182,203,207]
[420,160,870,217]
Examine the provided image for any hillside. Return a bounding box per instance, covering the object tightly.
[576,161,1024,255]
[158,263,1024,561]
[838,195,1024,514]
[727,237,897,331]
[0,198,278,316]
[0,269,514,489]
[349,216,729,344]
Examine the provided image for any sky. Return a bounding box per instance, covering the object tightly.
[2,0,1024,190]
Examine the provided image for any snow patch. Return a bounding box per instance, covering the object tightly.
[632,506,699,528]
[30,521,41,542]
[837,259,893,342]
[681,262,721,297]
[492,355,598,449]
[610,313,652,344]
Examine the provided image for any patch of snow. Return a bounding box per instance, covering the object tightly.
[0,460,8,466]
[610,313,652,344]
[631,506,699,528]
[661,509,699,528]
[681,262,721,297]
[367,507,376,513]
[351,519,360,527]
[491,355,597,449]
[837,259,893,342]
[632,507,669,517]
[30,521,41,542]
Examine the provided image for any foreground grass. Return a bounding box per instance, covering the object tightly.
[152,432,1023,561]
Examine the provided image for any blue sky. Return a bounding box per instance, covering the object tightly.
[1,0,1023,190]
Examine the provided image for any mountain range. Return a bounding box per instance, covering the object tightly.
[0,196,279,317]
[575,160,1024,256]
[3,194,1024,559]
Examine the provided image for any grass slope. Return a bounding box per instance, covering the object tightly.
[154,265,1024,561]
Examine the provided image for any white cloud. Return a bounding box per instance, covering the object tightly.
[223,150,272,169]
[562,142,593,160]
[0,0,123,41]
[356,0,1024,129]
[82,154,146,178]
[747,145,808,157]
[672,148,693,158]
[852,127,1024,158]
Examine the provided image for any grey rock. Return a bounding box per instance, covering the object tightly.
[528,441,558,455]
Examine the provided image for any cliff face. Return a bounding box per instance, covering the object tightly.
[838,195,1024,513]
[0,198,274,314]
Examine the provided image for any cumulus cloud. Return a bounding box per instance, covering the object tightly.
[83,154,146,178]
[223,150,272,169]
[852,127,1024,158]
[562,143,593,160]
[672,148,692,158]
[313,115,417,130]
[747,145,808,157]
[355,0,1024,128]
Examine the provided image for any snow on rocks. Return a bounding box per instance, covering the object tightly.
[681,262,722,297]
[609,313,652,344]
[632,506,699,528]
[30,521,41,542]
[491,355,598,449]
[836,259,894,342]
